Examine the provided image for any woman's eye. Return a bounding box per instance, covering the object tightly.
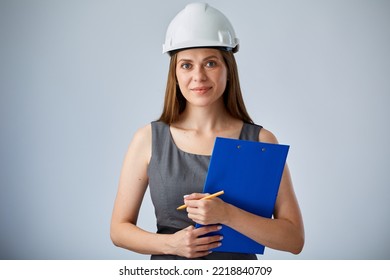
[206,61,217,68]
[181,63,191,69]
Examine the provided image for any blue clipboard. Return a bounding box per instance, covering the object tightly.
[197,137,289,254]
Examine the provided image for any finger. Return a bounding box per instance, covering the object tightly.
[186,206,210,224]
[184,193,209,200]
[183,225,196,237]
[193,224,222,236]
[185,225,195,230]
[195,240,222,252]
[185,199,201,209]
[185,198,211,210]
[196,234,223,246]
[186,196,222,210]
[184,224,215,239]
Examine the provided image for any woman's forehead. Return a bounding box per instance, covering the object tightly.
[176,48,223,60]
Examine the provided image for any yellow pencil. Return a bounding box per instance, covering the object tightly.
[176,190,225,210]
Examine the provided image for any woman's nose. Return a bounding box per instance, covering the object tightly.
[193,66,207,82]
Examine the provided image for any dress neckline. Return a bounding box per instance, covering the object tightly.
[167,122,247,157]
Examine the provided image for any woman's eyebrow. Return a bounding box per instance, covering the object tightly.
[177,55,220,63]
[202,55,220,61]
[177,58,192,63]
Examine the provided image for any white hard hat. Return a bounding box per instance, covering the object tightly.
[162,3,239,54]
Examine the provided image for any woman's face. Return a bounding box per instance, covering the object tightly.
[175,48,228,109]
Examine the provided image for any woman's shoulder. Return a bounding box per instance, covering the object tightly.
[125,123,153,163]
[128,123,153,154]
[133,123,152,140]
[131,121,169,146]
[258,127,279,144]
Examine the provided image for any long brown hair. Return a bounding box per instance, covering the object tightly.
[158,49,253,124]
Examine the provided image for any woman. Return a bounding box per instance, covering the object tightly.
[110,3,304,260]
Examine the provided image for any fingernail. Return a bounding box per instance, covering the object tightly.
[183,194,189,198]
[217,225,222,230]
[219,236,224,240]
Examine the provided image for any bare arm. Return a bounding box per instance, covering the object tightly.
[110,124,164,254]
[185,128,305,254]
[110,124,222,257]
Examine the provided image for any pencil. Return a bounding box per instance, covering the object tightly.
[176,190,225,210]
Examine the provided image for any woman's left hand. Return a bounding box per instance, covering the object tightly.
[184,193,229,225]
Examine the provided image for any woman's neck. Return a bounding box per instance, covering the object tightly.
[173,101,239,135]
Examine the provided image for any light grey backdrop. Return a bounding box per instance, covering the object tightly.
[1,0,389,260]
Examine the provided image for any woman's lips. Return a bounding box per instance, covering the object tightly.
[191,86,212,94]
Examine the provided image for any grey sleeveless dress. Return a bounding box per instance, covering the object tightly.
[148,121,262,260]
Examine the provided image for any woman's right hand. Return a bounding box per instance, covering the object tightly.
[168,225,223,258]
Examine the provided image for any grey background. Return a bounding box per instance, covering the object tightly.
[1,0,389,260]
